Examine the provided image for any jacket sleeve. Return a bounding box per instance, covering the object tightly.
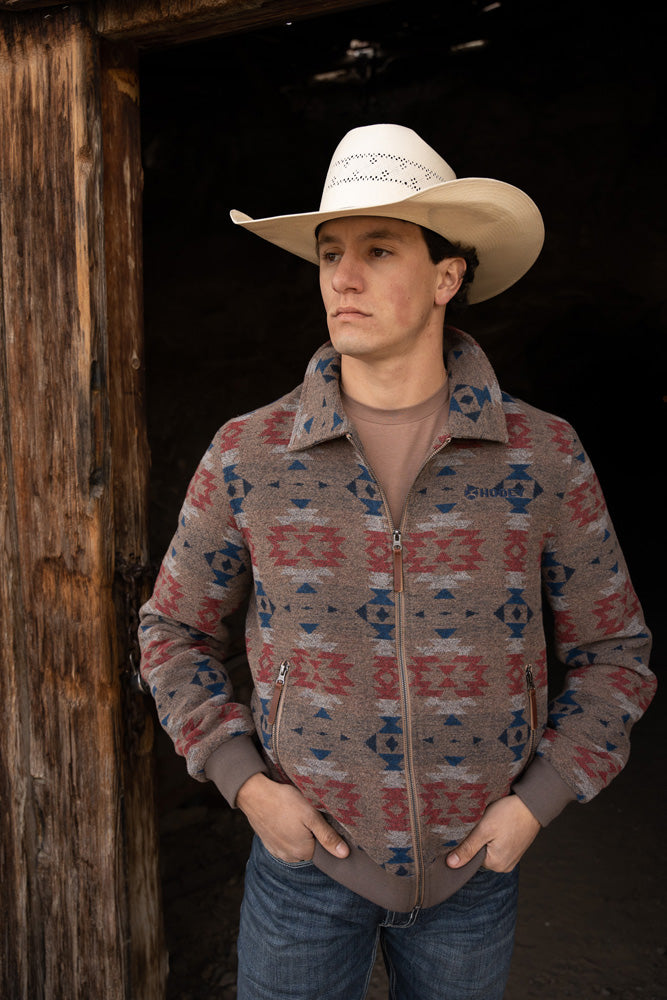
[513,424,655,826]
[138,423,267,800]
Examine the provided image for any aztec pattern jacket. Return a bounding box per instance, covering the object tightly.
[139,328,655,910]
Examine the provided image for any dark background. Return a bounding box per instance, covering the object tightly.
[139,2,666,996]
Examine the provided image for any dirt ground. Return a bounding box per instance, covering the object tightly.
[156,680,665,1000]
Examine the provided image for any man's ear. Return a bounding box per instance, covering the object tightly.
[435,257,466,306]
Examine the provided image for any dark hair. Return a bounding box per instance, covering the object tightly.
[419,227,479,308]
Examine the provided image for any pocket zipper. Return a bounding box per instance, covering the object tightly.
[525,663,539,758]
[267,659,290,727]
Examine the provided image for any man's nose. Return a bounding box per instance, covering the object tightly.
[331,252,363,292]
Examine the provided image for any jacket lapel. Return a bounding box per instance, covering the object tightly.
[288,327,508,453]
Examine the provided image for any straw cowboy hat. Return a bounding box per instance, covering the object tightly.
[230,123,544,304]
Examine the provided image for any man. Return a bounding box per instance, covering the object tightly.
[139,124,655,999]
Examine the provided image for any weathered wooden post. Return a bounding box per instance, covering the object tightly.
[0,2,386,996]
[0,5,166,997]
[100,34,168,1000]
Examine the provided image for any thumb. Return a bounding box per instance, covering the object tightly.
[308,812,349,859]
[447,829,487,869]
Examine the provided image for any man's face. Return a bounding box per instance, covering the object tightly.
[317,216,458,367]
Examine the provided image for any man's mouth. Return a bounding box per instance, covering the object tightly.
[333,307,369,317]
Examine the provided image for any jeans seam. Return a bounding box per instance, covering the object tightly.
[381,933,398,1000]
[259,838,315,869]
[360,927,382,1000]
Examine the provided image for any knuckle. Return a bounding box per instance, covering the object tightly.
[316,824,337,845]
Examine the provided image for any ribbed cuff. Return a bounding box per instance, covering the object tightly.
[204,735,268,808]
[512,757,577,827]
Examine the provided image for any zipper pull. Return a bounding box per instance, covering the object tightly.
[392,529,404,594]
[267,660,290,727]
[525,664,538,730]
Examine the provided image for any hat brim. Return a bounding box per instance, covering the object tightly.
[230,177,544,304]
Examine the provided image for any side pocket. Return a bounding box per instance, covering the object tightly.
[261,844,315,870]
[267,659,291,763]
[525,663,539,763]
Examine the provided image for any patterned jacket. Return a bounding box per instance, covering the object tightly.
[139,328,655,910]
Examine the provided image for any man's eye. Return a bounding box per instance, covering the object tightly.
[371,247,390,258]
[321,251,340,263]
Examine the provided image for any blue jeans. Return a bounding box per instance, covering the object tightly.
[237,836,519,1000]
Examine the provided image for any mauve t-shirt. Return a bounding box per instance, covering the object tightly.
[341,377,450,527]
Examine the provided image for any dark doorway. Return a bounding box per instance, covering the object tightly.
[139,2,666,996]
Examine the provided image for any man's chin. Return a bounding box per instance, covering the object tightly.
[329,331,376,359]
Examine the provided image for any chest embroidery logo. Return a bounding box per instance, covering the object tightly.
[464,484,523,500]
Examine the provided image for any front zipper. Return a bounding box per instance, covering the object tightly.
[392,529,404,593]
[347,429,452,909]
[525,663,538,760]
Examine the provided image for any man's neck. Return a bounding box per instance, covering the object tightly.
[339,342,447,410]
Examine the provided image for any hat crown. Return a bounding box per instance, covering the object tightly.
[319,124,457,212]
[231,123,545,304]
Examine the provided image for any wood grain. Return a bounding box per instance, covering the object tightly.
[100,37,169,999]
[0,8,160,997]
[94,0,386,46]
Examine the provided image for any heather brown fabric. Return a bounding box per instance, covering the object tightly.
[140,328,655,911]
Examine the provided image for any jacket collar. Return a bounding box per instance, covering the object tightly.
[288,326,508,452]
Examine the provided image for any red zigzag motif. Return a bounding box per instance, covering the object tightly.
[188,465,218,511]
[593,582,641,636]
[410,654,488,699]
[268,525,346,568]
[155,567,185,619]
[404,529,484,574]
[296,775,363,825]
[421,780,488,826]
[506,412,533,450]
[567,477,605,529]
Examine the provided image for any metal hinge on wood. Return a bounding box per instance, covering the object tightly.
[115,555,154,696]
